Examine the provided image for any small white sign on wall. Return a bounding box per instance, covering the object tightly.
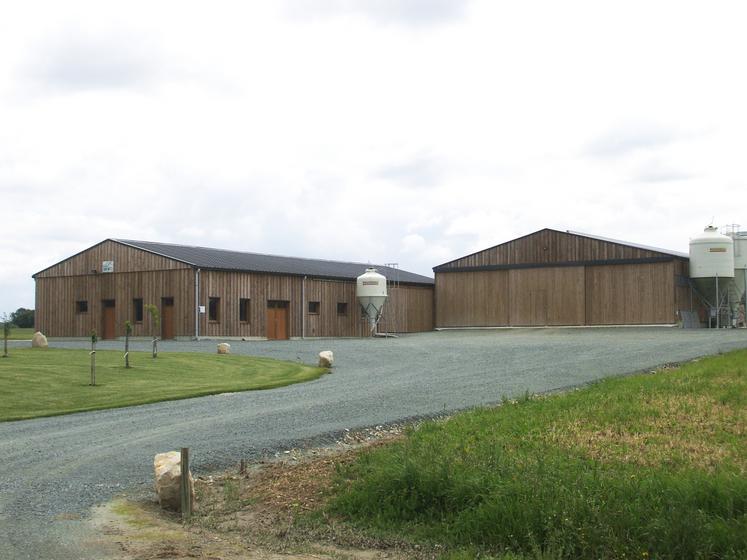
[102,260,114,273]
[199,305,206,314]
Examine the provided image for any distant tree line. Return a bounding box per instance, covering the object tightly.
[8,308,34,328]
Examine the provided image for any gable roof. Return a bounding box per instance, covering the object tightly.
[565,230,688,259]
[434,227,688,272]
[113,239,434,285]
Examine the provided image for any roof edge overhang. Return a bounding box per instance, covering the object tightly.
[113,239,434,284]
[434,255,684,273]
[32,239,434,285]
[198,267,434,285]
[113,239,198,267]
[32,239,195,279]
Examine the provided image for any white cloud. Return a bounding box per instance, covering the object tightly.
[584,122,680,159]
[1,0,747,312]
[283,0,469,26]
[24,30,161,92]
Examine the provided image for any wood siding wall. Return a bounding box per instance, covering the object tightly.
[379,284,435,334]
[34,241,434,338]
[198,271,433,337]
[37,269,434,338]
[35,269,195,338]
[584,262,674,325]
[35,240,190,278]
[436,262,680,327]
[509,267,586,326]
[435,271,509,327]
[437,229,675,270]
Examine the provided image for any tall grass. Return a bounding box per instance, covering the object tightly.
[329,351,747,559]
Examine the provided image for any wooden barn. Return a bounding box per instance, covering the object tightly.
[433,229,692,327]
[34,239,434,340]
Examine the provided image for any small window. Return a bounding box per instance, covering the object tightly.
[76,300,88,314]
[239,298,250,322]
[209,297,220,322]
[133,298,144,322]
[337,302,348,316]
[308,301,320,314]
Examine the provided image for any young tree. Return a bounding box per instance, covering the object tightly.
[1,313,10,358]
[124,320,133,369]
[144,304,160,358]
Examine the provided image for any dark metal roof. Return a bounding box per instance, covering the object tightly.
[113,239,434,285]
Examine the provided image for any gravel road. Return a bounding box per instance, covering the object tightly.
[1,328,747,559]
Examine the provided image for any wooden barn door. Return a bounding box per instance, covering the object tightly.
[102,300,116,339]
[266,301,289,340]
[161,297,175,339]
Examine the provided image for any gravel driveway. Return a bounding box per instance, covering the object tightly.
[2,328,747,559]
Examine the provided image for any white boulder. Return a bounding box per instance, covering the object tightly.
[153,451,195,512]
[217,343,231,354]
[31,332,48,348]
[318,350,334,368]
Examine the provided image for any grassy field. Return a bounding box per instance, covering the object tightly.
[329,351,747,559]
[0,348,326,421]
[4,327,35,340]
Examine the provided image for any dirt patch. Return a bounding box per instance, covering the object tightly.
[94,424,437,560]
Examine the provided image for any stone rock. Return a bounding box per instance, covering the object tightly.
[318,350,334,368]
[154,451,195,512]
[217,343,231,354]
[31,332,48,348]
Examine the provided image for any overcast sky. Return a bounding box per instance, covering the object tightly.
[1,0,746,314]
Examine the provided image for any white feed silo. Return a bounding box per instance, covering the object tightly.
[357,268,387,336]
[689,226,735,327]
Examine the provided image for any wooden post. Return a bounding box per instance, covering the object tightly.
[2,317,9,358]
[124,321,131,369]
[180,447,192,522]
[90,330,97,385]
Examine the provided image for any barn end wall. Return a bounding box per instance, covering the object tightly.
[434,229,689,328]
[435,261,679,328]
[35,269,195,338]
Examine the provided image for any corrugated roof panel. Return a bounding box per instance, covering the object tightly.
[113,239,434,285]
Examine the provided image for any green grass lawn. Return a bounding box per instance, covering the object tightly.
[0,348,326,421]
[4,327,35,340]
[328,351,747,560]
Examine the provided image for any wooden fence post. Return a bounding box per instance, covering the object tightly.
[89,351,96,386]
[90,330,97,386]
[180,447,192,522]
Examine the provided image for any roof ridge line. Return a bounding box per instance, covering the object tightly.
[113,239,401,270]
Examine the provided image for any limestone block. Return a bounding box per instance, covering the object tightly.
[31,332,48,348]
[318,350,334,368]
[154,451,195,511]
